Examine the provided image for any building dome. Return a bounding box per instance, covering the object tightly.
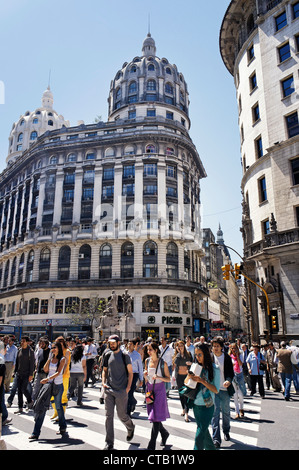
[108,34,190,129]
[7,87,69,166]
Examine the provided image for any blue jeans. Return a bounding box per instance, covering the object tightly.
[32,383,66,437]
[280,373,292,399]
[211,390,231,444]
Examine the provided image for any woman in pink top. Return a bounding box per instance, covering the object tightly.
[229,343,247,418]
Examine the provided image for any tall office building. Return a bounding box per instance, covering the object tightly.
[0,34,207,341]
[220,0,299,341]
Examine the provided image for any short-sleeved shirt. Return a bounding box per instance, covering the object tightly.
[103,350,131,391]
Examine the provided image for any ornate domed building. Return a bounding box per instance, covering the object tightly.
[0,35,207,341]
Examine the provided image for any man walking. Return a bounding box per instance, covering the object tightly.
[14,336,35,414]
[4,336,18,393]
[211,336,234,448]
[266,342,281,392]
[102,335,135,450]
[127,338,143,416]
[277,341,293,401]
[84,337,98,387]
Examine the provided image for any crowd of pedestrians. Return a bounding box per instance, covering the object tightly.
[0,331,299,450]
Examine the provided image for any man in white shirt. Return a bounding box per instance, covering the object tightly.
[159,337,174,397]
[84,337,98,387]
[185,336,195,359]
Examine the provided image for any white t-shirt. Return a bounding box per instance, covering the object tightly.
[213,353,225,390]
[70,356,86,373]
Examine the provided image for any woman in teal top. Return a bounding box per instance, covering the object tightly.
[186,343,220,450]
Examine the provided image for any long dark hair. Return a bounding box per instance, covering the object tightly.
[72,344,84,364]
[195,343,214,382]
[52,341,64,370]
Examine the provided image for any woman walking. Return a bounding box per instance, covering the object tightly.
[174,340,192,422]
[246,344,267,398]
[144,342,170,450]
[29,342,67,440]
[51,336,71,420]
[68,344,87,406]
[229,343,247,418]
[185,343,220,450]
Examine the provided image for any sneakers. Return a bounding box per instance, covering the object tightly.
[126,424,135,442]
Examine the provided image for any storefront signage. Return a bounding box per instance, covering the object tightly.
[162,316,183,325]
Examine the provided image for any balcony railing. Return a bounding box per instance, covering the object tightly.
[246,228,299,258]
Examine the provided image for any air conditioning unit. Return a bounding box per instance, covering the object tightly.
[78,254,85,259]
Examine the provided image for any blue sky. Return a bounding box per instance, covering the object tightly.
[0,0,243,263]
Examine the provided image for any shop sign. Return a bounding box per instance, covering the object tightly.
[162,316,183,325]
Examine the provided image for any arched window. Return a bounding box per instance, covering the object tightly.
[49,155,57,165]
[121,242,134,278]
[115,87,121,100]
[26,250,34,282]
[18,253,24,283]
[105,147,115,157]
[142,295,160,312]
[165,83,174,94]
[18,133,23,142]
[29,298,39,315]
[129,81,137,94]
[146,144,156,154]
[78,244,91,280]
[67,153,77,162]
[10,257,17,285]
[99,243,112,279]
[166,242,178,279]
[148,64,155,71]
[130,65,137,73]
[39,247,51,281]
[3,260,9,287]
[48,120,54,126]
[65,297,80,314]
[58,246,71,280]
[164,295,180,313]
[30,131,38,140]
[124,145,135,155]
[143,240,158,278]
[166,67,172,75]
[33,118,38,124]
[147,80,156,91]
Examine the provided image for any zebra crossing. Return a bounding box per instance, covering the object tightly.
[2,384,263,450]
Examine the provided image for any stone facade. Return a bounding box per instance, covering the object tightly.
[0,35,208,342]
[220,0,299,342]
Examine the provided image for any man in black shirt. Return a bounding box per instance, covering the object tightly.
[14,336,35,414]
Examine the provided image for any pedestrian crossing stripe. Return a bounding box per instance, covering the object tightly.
[3,386,262,450]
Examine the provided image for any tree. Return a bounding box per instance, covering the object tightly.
[67,296,107,338]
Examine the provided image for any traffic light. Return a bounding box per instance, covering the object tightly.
[234,263,241,280]
[221,265,231,280]
[271,315,278,331]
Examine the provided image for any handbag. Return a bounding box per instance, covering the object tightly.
[145,388,155,404]
[259,362,267,371]
[145,357,162,405]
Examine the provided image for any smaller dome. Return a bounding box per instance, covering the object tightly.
[142,33,156,58]
[6,87,69,165]
[42,86,54,109]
